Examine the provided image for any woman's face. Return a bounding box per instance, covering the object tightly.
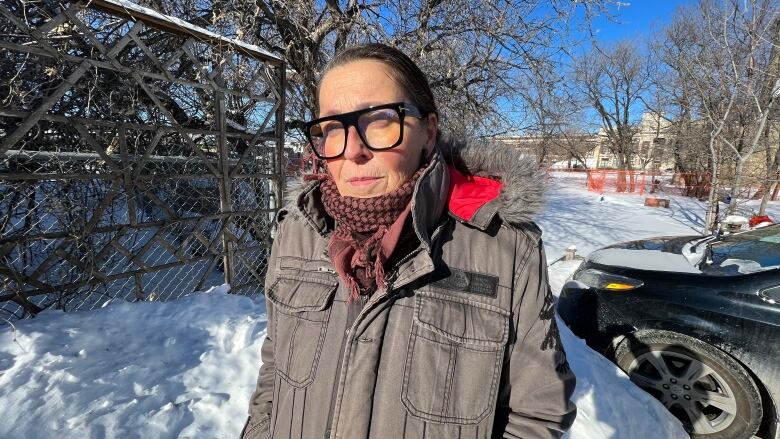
[318,60,438,198]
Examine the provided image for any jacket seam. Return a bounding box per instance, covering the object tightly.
[273,307,331,389]
[416,289,510,314]
[297,182,329,236]
[243,416,270,437]
[507,229,537,363]
[510,231,537,316]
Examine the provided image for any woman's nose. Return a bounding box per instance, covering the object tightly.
[343,125,372,162]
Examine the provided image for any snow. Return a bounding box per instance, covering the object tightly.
[103,0,281,61]
[539,171,780,261]
[0,285,267,439]
[2,171,778,438]
[538,174,702,260]
[681,239,709,266]
[587,248,702,273]
[723,214,749,225]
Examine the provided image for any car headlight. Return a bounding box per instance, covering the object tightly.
[572,268,644,291]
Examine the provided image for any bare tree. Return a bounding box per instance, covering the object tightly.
[574,40,652,190]
[550,131,599,169]
[755,18,780,215]
[134,0,618,137]
[755,122,780,215]
[515,60,575,165]
[659,0,780,230]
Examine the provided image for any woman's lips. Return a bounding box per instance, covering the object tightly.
[346,176,382,186]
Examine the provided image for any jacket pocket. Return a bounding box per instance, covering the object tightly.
[402,290,510,425]
[266,272,337,388]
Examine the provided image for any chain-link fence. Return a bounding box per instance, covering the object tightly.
[1,0,286,320]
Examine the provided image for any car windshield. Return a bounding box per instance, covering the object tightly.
[703,225,780,274]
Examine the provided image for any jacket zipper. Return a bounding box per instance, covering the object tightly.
[323,292,364,439]
[325,249,427,439]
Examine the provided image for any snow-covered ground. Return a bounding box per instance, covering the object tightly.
[540,171,780,261]
[1,172,777,438]
[0,285,267,439]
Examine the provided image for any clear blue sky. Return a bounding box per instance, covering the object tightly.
[576,1,694,130]
[502,1,697,134]
[589,0,694,44]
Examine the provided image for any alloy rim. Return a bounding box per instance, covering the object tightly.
[626,349,738,435]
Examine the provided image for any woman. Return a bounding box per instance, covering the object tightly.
[241,43,576,439]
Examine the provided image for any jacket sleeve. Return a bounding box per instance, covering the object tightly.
[241,318,275,439]
[240,220,284,439]
[498,232,577,439]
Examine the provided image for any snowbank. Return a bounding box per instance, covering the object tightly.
[0,286,267,439]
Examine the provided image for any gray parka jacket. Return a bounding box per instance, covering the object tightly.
[241,136,576,439]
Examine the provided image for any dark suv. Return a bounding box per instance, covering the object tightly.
[557,225,780,439]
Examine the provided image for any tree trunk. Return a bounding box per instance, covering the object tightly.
[726,73,780,214]
[759,183,773,215]
[616,154,627,192]
[728,157,747,215]
[705,136,721,233]
[758,134,780,215]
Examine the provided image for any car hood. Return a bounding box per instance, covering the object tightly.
[586,235,704,274]
[601,235,700,253]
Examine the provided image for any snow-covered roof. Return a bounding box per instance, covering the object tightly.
[92,0,282,64]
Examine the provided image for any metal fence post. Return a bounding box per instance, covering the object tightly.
[215,90,234,286]
[274,62,287,213]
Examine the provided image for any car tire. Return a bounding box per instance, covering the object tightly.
[612,329,763,439]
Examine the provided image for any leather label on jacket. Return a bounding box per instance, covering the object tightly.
[430,268,498,297]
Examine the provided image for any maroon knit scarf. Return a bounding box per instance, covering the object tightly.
[320,168,424,303]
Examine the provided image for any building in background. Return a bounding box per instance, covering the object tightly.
[494,111,675,170]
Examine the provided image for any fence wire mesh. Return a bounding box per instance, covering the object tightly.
[1,0,285,319]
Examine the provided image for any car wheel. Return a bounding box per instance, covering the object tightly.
[612,330,763,439]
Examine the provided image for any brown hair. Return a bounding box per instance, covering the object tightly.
[317,43,439,117]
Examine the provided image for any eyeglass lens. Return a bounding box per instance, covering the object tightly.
[308,108,402,157]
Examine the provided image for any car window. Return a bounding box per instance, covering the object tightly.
[705,226,780,274]
[758,234,780,244]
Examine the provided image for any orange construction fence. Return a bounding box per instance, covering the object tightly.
[586,170,646,195]
[546,168,713,198]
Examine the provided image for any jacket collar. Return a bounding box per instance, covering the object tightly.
[437,133,544,228]
[283,133,544,250]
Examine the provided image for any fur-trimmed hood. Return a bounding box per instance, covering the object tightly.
[437,133,545,226]
[282,133,545,244]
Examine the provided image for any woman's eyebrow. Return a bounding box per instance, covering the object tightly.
[319,101,395,118]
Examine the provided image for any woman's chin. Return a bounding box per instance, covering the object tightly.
[339,179,387,197]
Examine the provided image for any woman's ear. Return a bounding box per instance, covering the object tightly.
[425,113,439,150]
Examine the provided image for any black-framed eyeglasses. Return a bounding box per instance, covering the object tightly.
[302,102,428,159]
